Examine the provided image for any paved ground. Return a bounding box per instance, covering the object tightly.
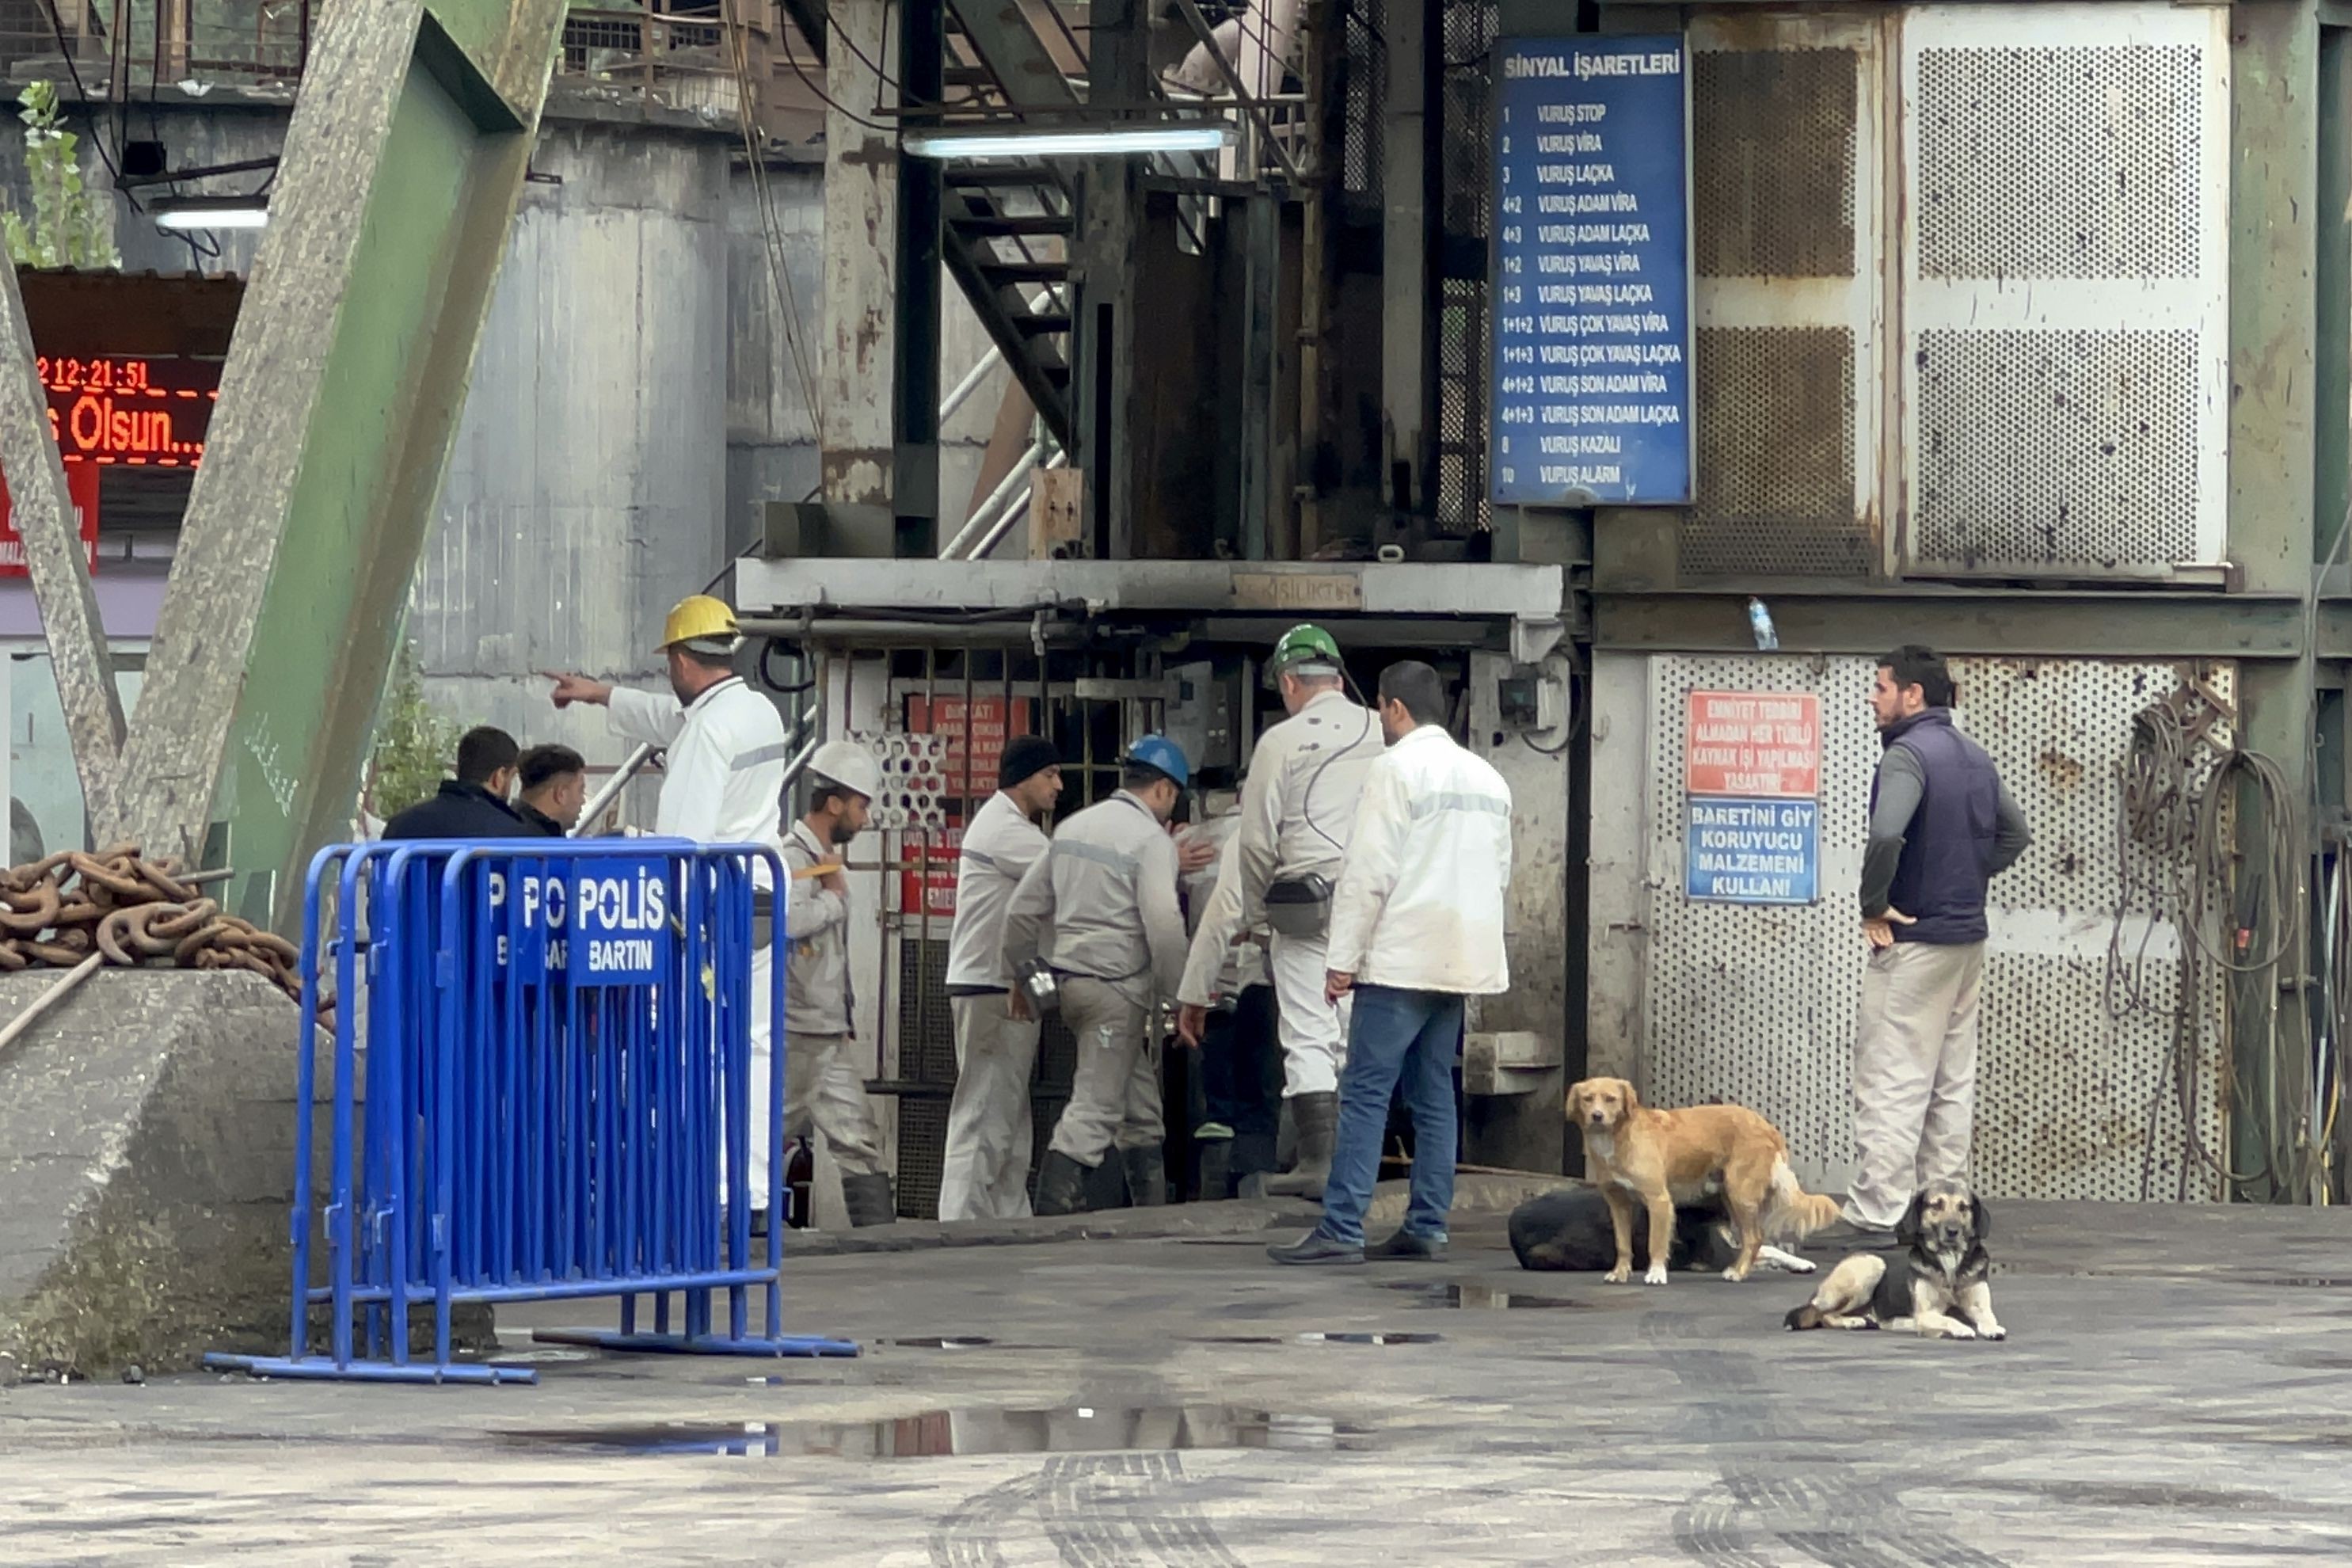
[5,1194,2352,1566]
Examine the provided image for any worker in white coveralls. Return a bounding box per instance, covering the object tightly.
[544,596,891,1230]
[1175,786,1277,1199]
[935,734,1064,1221]
[1000,736,1193,1216]
[1174,624,1381,1201]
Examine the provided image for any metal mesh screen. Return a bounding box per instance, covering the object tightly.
[1914,328,2200,572]
[1437,0,1495,532]
[892,938,956,1218]
[1639,654,2228,1203]
[1916,45,2200,280]
[1679,326,1865,578]
[1693,48,1857,280]
[1342,0,1386,208]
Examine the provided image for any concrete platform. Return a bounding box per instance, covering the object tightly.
[3,1197,2351,1564]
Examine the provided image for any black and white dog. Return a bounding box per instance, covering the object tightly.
[1509,1184,1816,1276]
[1783,1179,2004,1340]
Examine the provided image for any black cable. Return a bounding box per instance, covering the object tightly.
[37,0,126,191]
[758,637,817,695]
[780,25,892,131]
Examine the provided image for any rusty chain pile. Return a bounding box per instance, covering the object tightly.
[0,845,303,1005]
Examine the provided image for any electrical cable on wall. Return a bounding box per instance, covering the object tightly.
[2106,676,2316,1203]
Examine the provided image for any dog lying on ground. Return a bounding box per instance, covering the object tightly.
[1509,1184,1816,1276]
[1566,1077,1843,1284]
[1783,1179,2004,1340]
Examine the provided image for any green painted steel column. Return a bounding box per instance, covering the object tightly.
[112,0,569,927]
[2227,1,2321,1201]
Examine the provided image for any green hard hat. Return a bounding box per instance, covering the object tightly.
[1267,623,1343,683]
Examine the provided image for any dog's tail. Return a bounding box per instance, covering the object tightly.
[1784,1301,1826,1332]
[1763,1156,1842,1243]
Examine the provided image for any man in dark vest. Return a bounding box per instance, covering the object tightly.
[1822,646,2030,1243]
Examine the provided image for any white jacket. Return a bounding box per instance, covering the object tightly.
[608,677,790,889]
[1325,724,1513,995]
[781,817,854,1034]
[1176,810,1270,1005]
[946,790,1051,990]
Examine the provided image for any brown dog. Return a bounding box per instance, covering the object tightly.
[1566,1077,1840,1284]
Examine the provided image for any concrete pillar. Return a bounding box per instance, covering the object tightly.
[820,0,897,520]
[1382,0,1437,532]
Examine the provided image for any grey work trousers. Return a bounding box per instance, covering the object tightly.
[1045,976,1163,1167]
[938,995,1042,1220]
[1845,938,1985,1230]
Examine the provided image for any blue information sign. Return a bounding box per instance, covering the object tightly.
[1489,35,1692,507]
[1685,799,1818,906]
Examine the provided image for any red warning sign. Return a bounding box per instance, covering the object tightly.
[1684,690,1821,798]
[905,695,1037,801]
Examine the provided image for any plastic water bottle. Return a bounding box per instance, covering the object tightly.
[1747,597,1779,651]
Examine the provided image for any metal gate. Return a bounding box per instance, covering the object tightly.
[820,645,1170,1218]
[1639,653,2230,1203]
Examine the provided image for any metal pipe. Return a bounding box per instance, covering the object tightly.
[0,953,105,1065]
[939,347,1003,426]
[570,744,658,836]
[571,700,816,835]
[938,436,1052,559]
[971,450,1071,560]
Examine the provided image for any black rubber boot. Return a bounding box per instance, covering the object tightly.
[1266,1091,1338,1201]
[1266,1228,1364,1266]
[1194,1137,1234,1201]
[1365,1228,1447,1262]
[1121,1146,1167,1208]
[841,1172,896,1228]
[1033,1151,1091,1216]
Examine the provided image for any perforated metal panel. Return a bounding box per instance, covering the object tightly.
[1915,45,2201,280]
[1900,4,2228,577]
[1436,0,1495,533]
[1680,325,1866,578]
[843,729,952,831]
[1680,15,1879,580]
[1342,0,1385,210]
[1640,654,2228,1203]
[1915,328,2200,570]
[1693,48,1857,280]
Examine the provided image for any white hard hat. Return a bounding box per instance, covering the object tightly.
[809,740,881,802]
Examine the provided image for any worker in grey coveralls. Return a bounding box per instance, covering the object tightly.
[999,735,1191,1216]
[1820,646,2031,1243]
[935,735,1064,1222]
[780,740,897,1229]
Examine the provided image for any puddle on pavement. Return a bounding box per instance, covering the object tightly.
[890,1337,995,1349]
[1378,1282,1583,1310]
[1186,1331,1442,1347]
[500,1403,1369,1459]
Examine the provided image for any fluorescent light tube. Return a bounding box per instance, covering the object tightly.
[904,124,1235,161]
[151,196,268,231]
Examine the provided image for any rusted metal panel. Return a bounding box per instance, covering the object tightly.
[1671,10,1884,582]
[1635,652,2228,1202]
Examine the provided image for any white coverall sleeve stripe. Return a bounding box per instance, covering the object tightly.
[607,685,687,749]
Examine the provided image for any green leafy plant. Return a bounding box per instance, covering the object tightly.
[2,81,120,270]
[364,642,461,820]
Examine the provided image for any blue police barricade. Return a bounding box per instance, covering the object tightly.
[207,839,858,1385]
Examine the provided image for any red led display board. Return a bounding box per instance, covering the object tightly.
[36,354,220,466]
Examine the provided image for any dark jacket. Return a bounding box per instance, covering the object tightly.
[381,780,539,842]
[1861,709,2030,945]
[516,801,568,838]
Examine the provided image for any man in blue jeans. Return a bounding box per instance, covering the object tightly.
[1269,660,1515,1265]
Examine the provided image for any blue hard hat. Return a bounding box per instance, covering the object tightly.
[1125,733,1190,789]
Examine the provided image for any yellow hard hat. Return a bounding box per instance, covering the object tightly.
[657,594,740,653]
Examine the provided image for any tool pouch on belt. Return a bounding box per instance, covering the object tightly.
[1264,873,1334,938]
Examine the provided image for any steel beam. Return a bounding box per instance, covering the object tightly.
[1593,588,2321,661]
[0,258,124,834]
[110,0,569,924]
[894,0,944,556]
[1382,0,1438,535]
